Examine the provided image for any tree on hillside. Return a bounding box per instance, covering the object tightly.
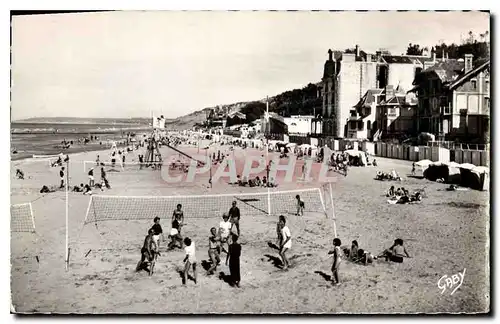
[406,43,428,56]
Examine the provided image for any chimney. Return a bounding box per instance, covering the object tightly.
[386,85,394,98]
[442,48,445,61]
[355,45,360,57]
[366,53,372,62]
[464,54,473,72]
[432,49,436,62]
[328,49,333,61]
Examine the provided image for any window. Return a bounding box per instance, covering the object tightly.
[485,79,490,96]
[367,120,371,130]
[358,121,363,130]
[471,79,477,90]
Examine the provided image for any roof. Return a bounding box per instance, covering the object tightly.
[353,89,384,108]
[421,59,464,82]
[382,55,414,64]
[448,60,490,90]
[380,95,406,105]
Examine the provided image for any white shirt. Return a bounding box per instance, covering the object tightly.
[219,221,232,238]
[184,242,196,263]
[282,226,292,249]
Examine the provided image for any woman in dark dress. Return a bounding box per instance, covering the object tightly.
[226,234,241,287]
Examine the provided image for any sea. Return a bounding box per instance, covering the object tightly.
[10,122,151,161]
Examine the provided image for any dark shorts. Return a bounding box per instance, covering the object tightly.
[390,255,404,263]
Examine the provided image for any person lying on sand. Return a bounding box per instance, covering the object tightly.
[353,249,376,265]
[378,239,411,263]
[40,185,56,193]
[72,183,84,192]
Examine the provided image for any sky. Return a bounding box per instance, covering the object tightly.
[11,11,489,121]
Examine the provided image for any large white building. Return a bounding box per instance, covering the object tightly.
[284,115,314,135]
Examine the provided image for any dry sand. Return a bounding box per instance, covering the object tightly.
[10,144,489,313]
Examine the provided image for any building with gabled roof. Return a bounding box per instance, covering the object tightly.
[314,45,437,138]
[410,53,490,143]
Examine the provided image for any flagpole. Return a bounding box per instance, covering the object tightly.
[266,96,271,216]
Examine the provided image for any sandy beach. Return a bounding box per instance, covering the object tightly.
[10,144,489,313]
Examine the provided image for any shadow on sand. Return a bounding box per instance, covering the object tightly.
[264,254,283,269]
[218,271,237,287]
[314,270,332,282]
[267,241,280,251]
[177,269,196,285]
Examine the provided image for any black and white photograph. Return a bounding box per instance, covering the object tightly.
[9,10,490,314]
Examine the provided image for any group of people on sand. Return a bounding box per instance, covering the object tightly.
[376,169,402,181]
[327,238,411,285]
[137,200,243,287]
[386,185,423,204]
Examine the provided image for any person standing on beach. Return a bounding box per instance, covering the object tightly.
[226,234,241,287]
[183,237,197,285]
[279,215,291,270]
[228,201,241,236]
[328,238,342,285]
[59,167,65,189]
[172,204,184,235]
[88,168,95,187]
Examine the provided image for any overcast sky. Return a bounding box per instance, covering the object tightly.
[11,11,489,120]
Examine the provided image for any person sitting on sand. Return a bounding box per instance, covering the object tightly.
[395,187,403,196]
[15,169,24,180]
[378,239,411,263]
[349,240,359,261]
[254,176,262,187]
[387,186,395,197]
[83,184,93,195]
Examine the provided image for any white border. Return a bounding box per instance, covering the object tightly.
[4,4,496,321]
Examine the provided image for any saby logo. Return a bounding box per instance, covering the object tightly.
[437,268,466,295]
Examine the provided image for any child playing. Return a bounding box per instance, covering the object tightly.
[295,195,305,216]
[183,237,197,285]
[219,213,232,253]
[168,218,183,250]
[279,215,292,270]
[411,162,416,175]
[207,227,221,275]
[328,238,342,285]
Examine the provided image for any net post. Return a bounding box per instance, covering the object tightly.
[65,160,69,271]
[318,187,327,218]
[29,203,36,232]
[328,182,337,238]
